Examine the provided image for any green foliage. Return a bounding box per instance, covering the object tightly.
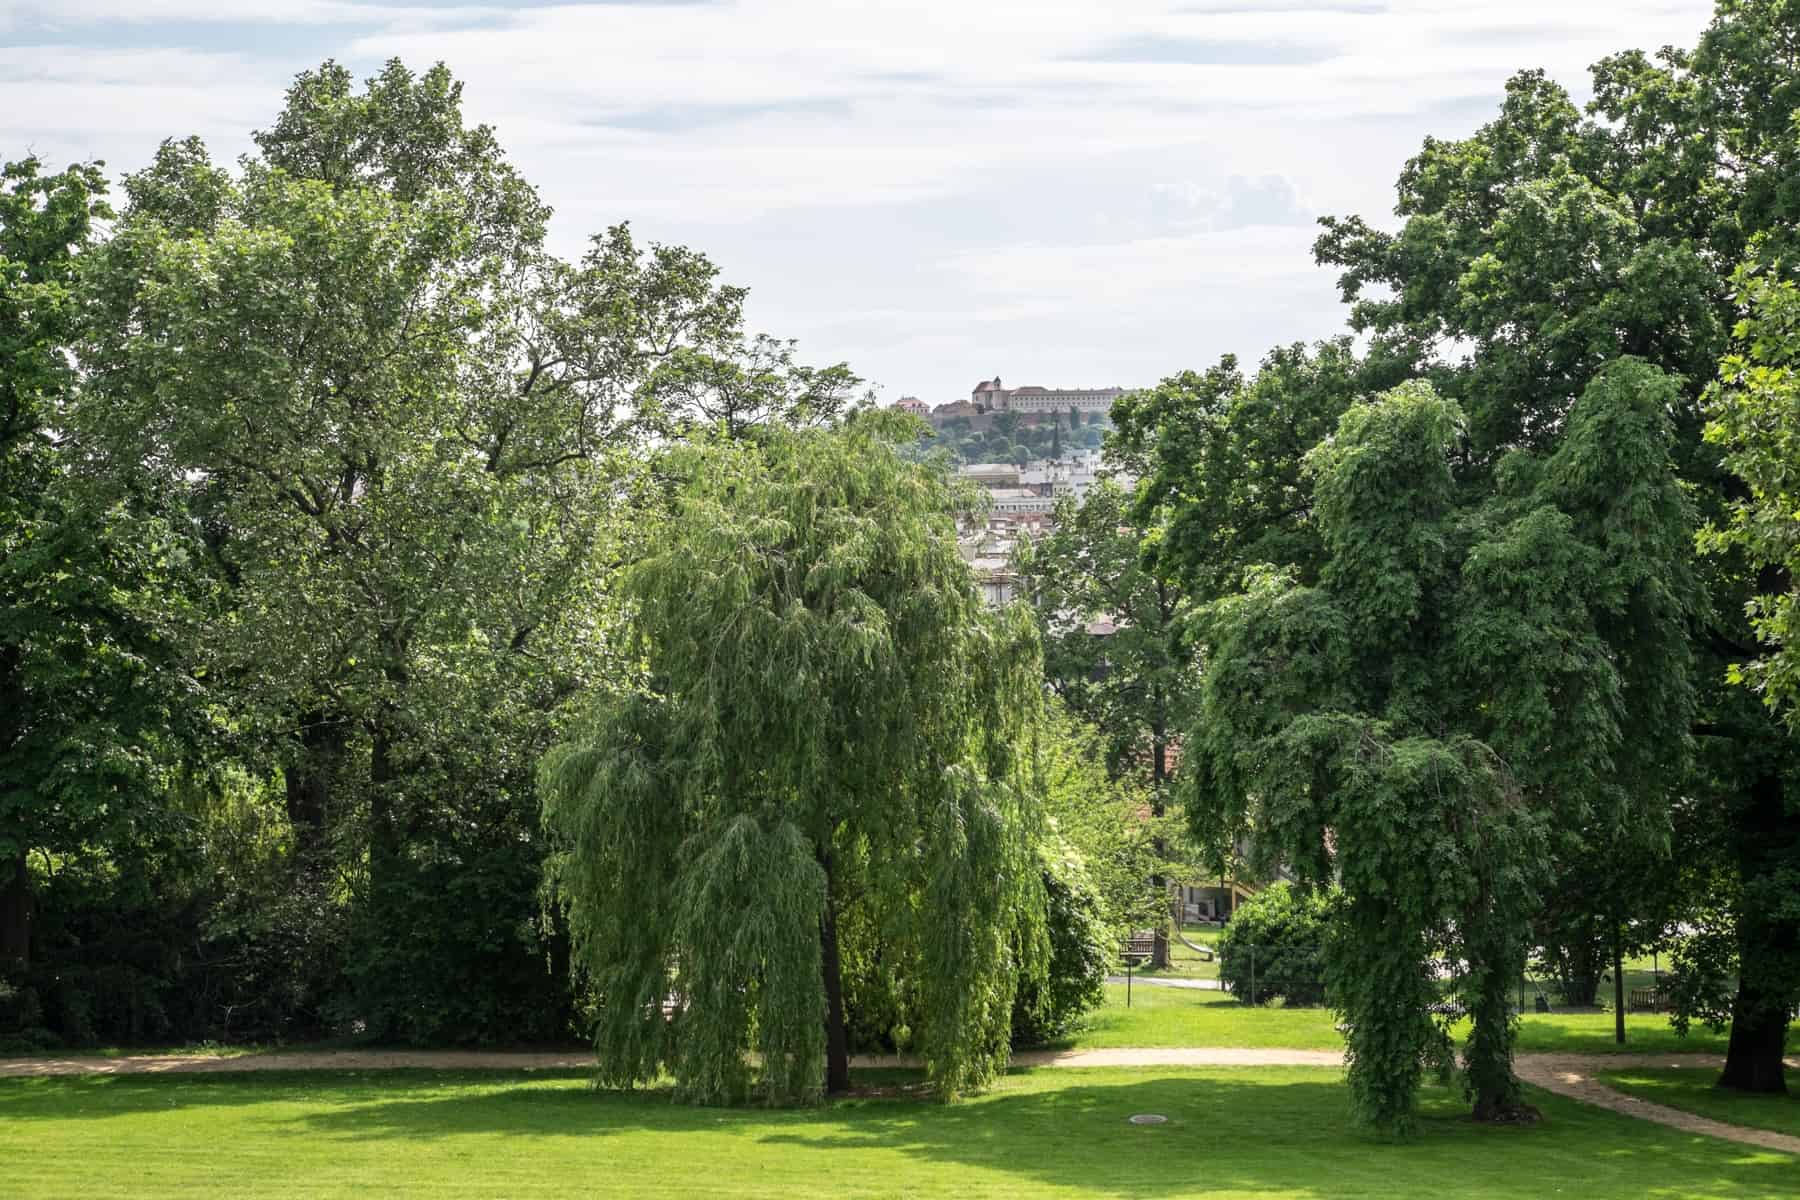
[1016,482,1189,788]
[1036,706,1168,939]
[1,153,220,1012]
[1109,339,1402,604]
[542,415,1050,1103]
[1217,883,1329,1007]
[1010,840,1110,1046]
[42,58,847,1047]
[1312,0,1800,1092]
[1178,371,1693,1131]
[1704,256,1800,718]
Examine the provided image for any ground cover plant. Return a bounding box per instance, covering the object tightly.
[2,1066,1795,1199]
[1599,1067,1800,1139]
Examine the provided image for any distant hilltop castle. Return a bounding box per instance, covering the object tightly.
[968,376,1123,415]
[893,376,1127,421]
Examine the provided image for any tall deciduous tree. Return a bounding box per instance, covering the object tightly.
[1187,366,1693,1132]
[2,157,205,975]
[65,60,784,1040]
[1706,257,1800,717]
[1015,480,1187,964]
[541,413,1048,1102]
[1312,0,1800,1093]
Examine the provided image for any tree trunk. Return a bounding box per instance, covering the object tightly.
[368,715,399,889]
[1149,708,1170,969]
[1719,993,1789,1094]
[285,715,346,865]
[1466,895,1535,1123]
[817,849,851,1095]
[1613,923,1626,1045]
[0,847,30,972]
[1721,771,1795,1095]
[1561,935,1603,1008]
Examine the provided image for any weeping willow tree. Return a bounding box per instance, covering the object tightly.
[541,411,1048,1104]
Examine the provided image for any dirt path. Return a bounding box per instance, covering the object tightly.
[1103,974,1223,991]
[0,1046,1341,1077]
[3,1045,1794,1155]
[1514,1053,1800,1156]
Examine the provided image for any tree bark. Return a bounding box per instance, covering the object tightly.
[1719,993,1790,1094]
[1720,771,1794,1095]
[1612,922,1626,1045]
[1466,885,1535,1123]
[284,714,346,865]
[817,849,851,1095]
[1559,934,1603,1008]
[368,715,398,886]
[0,847,30,972]
[1149,705,1171,970]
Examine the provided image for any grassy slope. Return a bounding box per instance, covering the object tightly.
[1058,985,1794,1056]
[2,1066,1794,1199]
[1599,1067,1800,1138]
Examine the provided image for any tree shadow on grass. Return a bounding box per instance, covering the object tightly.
[187,1069,1800,1197]
[6,1068,1794,1198]
[0,1068,599,1125]
[753,1071,1799,1198]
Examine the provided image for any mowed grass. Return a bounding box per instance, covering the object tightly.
[1058,985,1795,1057]
[1599,1067,1800,1138]
[2,1066,1795,1199]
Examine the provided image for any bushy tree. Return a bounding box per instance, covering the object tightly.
[541,413,1049,1103]
[1186,368,1693,1131]
[1016,481,1192,964]
[1312,1,1800,1092]
[1705,257,1800,717]
[1,155,213,985]
[1036,704,1170,941]
[63,59,831,1043]
[1010,837,1110,1046]
[1217,883,1330,1007]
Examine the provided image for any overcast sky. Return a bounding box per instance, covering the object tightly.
[3,0,1718,403]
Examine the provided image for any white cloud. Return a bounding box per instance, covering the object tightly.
[1,0,1720,400]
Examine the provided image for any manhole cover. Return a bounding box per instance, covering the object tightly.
[1128,1114,1168,1125]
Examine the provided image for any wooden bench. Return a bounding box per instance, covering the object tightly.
[1628,986,1663,1012]
[1121,933,1156,965]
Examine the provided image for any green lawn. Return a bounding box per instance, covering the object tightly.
[2,1066,1793,1198]
[1056,985,1792,1057]
[1599,1067,1800,1138]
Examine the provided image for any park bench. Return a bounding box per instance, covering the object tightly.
[1121,932,1156,965]
[1628,986,1663,1012]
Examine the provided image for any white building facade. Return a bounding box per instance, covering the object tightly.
[970,376,1123,415]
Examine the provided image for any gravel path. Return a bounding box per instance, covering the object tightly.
[1513,1053,1800,1156]
[0,1046,1339,1077]
[3,1045,1794,1155]
[1103,974,1223,991]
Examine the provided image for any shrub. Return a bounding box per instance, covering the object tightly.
[1012,842,1110,1045]
[1219,882,1332,1006]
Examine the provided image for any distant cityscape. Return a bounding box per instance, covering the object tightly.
[895,376,1135,607]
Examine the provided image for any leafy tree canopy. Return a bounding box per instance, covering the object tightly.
[1186,365,1693,1132]
[541,413,1050,1103]
[1310,0,1800,1094]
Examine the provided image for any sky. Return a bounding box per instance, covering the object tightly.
[2,0,1719,405]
